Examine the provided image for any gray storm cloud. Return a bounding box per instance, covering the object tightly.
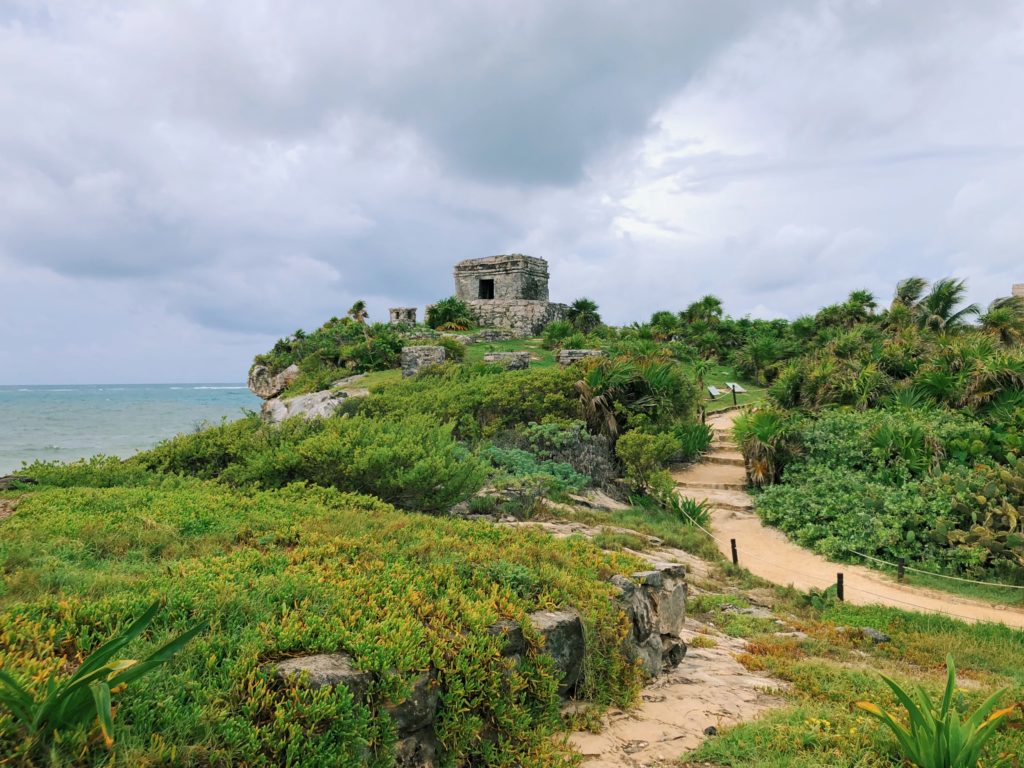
[1,0,1022,382]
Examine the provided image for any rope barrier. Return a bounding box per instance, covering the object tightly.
[848,549,1024,590]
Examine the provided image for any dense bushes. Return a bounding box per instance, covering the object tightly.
[137,414,486,513]
[756,408,1024,578]
[0,483,643,764]
[359,364,579,441]
[254,318,406,394]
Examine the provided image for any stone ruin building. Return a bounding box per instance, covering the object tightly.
[389,307,417,325]
[1014,284,1024,299]
[453,254,567,336]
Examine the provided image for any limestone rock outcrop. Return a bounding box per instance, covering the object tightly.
[261,390,348,423]
[248,363,300,399]
[612,564,688,678]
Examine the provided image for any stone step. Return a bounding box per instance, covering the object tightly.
[676,480,748,492]
[704,454,745,467]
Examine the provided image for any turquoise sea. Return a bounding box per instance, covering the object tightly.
[0,384,261,475]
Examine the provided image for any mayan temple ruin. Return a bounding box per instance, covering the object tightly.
[452,254,567,336]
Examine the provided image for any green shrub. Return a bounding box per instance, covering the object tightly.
[541,320,575,350]
[480,445,588,496]
[672,422,713,462]
[137,414,486,514]
[426,297,475,330]
[615,430,681,492]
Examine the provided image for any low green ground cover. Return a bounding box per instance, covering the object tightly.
[0,479,644,765]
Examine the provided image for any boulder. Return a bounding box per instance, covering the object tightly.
[401,346,446,377]
[556,349,604,367]
[528,609,584,694]
[248,363,300,399]
[482,351,531,370]
[262,390,348,423]
[276,653,373,698]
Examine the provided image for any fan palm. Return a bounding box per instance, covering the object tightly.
[567,298,602,333]
[980,295,1024,346]
[892,276,928,309]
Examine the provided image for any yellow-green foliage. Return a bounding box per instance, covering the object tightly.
[0,481,643,765]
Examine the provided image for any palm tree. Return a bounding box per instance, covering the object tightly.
[981,296,1024,346]
[567,298,602,333]
[681,295,723,325]
[347,300,368,324]
[733,409,798,487]
[916,278,980,332]
[892,277,928,309]
[574,359,635,442]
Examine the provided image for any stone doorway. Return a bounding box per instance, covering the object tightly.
[479,279,495,299]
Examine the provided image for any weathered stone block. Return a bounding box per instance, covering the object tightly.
[557,349,604,367]
[248,363,300,399]
[401,346,446,377]
[482,351,531,370]
[528,609,584,694]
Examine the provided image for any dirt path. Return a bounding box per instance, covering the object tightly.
[569,625,783,766]
[673,412,1024,629]
[502,518,785,765]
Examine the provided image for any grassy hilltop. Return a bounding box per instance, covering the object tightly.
[4,283,1024,765]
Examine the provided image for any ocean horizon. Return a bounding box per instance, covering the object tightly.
[0,383,261,475]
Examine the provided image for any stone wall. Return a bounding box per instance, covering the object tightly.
[1014,284,1024,298]
[454,254,550,302]
[401,346,446,377]
[272,563,686,767]
[467,299,566,337]
[390,307,418,324]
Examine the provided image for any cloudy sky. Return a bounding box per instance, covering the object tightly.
[2,1,1023,383]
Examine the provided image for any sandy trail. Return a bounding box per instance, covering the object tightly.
[674,411,1024,630]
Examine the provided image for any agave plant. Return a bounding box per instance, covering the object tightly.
[855,655,1013,768]
[0,601,205,754]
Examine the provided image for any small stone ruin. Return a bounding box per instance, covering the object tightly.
[273,563,687,767]
[557,349,605,367]
[401,345,446,377]
[482,351,531,370]
[390,307,418,325]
